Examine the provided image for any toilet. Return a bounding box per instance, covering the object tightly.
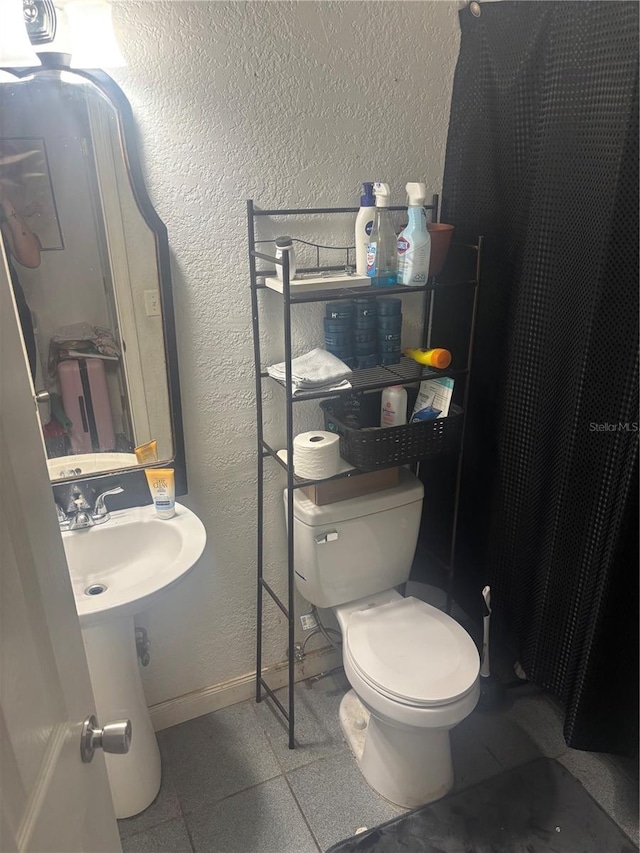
[289,468,480,809]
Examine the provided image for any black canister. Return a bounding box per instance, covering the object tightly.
[377,313,403,330]
[377,297,402,316]
[353,315,377,331]
[324,317,352,333]
[353,298,377,318]
[326,301,354,320]
[355,354,378,369]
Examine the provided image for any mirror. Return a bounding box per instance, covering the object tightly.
[0,68,185,493]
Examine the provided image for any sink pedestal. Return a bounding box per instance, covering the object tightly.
[81,616,161,818]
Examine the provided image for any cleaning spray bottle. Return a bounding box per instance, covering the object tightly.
[355,182,375,275]
[366,182,397,288]
[397,182,431,285]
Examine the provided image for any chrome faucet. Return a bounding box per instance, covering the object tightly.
[59,486,124,531]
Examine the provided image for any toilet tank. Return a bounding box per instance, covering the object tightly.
[287,469,424,608]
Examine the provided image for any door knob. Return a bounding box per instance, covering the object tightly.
[81,714,132,763]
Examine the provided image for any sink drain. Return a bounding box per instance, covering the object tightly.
[85,583,107,596]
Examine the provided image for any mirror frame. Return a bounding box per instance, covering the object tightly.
[1,64,187,510]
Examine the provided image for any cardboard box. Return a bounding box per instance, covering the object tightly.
[301,467,400,506]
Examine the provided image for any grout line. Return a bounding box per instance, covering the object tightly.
[181,815,198,853]
[118,815,185,843]
[282,772,323,853]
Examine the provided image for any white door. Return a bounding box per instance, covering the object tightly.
[0,245,122,852]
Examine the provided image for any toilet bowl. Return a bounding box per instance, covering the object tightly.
[335,591,479,808]
[288,469,480,809]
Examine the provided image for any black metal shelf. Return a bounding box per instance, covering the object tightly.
[261,437,417,489]
[253,203,437,217]
[248,196,482,752]
[264,359,469,403]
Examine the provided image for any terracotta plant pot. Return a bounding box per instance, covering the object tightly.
[427,223,455,276]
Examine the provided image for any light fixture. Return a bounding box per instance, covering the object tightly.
[65,0,126,68]
[0,0,39,66]
[0,1,125,70]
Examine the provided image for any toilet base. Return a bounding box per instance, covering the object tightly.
[339,690,454,810]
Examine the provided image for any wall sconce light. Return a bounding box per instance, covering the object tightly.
[0,0,125,69]
[0,0,40,66]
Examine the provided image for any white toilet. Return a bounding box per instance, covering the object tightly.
[289,468,480,809]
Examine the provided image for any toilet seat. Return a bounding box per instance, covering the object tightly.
[345,597,479,708]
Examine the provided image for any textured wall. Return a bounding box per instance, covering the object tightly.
[110,1,461,707]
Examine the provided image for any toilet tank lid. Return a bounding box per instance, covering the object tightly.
[290,468,424,526]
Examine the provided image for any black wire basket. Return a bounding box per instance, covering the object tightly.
[320,393,464,471]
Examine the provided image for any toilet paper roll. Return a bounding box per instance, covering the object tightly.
[292,431,341,480]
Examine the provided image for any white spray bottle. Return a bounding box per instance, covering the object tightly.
[355,182,375,275]
[397,182,431,285]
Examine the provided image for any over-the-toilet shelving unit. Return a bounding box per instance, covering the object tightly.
[248,197,482,748]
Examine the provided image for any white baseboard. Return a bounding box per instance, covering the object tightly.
[149,646,342,731]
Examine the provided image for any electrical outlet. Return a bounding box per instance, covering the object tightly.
[144,290,161,316]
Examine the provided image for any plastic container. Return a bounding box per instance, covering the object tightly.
[379,351,402,365]
[366,183,398,287]
[325,344,353,359]
[353,316,377,331]
[381,386,408,427]
[426,223,455,276]
[403,347,452,369]
[354,340,378,356]
[355,354,378,369]
[376,297,402,316]
[324,332,352,348]
[275,236,297,282]
[321,396,464,470]
[377,313,403,330]
[353,298,377,318]
[353,329,376,344]
[397,182,431,286]
[378,335,402,352]
[324,317,352,332]
[326,301,354,320]
[355,183,376,276]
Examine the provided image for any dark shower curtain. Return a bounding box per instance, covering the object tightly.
[441,2,639,754]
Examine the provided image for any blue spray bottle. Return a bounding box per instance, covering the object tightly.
[366,182,398,288]
[397,182,431,285]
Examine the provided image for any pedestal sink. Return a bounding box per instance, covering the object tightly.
[63,503,206,818]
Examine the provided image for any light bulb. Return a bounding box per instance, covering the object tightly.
[65,0,126,68]
[0,0,39,67]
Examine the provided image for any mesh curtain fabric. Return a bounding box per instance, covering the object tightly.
[442,2,639,753]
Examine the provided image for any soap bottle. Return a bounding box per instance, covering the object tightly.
[275,236,297,282]
[366,182,397,287]
[355,182,376,275]
[380,386,407,427]
[397,182,431,285]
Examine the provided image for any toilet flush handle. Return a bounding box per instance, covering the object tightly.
[314,531,339,544]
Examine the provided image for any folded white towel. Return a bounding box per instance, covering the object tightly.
[267,348,352,395]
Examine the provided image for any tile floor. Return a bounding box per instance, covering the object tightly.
[119,669,639,853]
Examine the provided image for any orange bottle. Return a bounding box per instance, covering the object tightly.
[403,347,452,369]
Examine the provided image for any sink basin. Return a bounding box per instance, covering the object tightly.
[48,451,138,479]
[63,502,206,624]
[62,501,206,819]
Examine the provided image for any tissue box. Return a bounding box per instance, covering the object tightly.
[301,467,399,505]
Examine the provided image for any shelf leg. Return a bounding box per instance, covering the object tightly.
[249,199,265,703]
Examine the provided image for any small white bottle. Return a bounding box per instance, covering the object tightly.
[275,236,297,282]
[355,182,376,275]
[380,385,408,427]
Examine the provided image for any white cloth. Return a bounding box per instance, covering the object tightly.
[267,348,352,395]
